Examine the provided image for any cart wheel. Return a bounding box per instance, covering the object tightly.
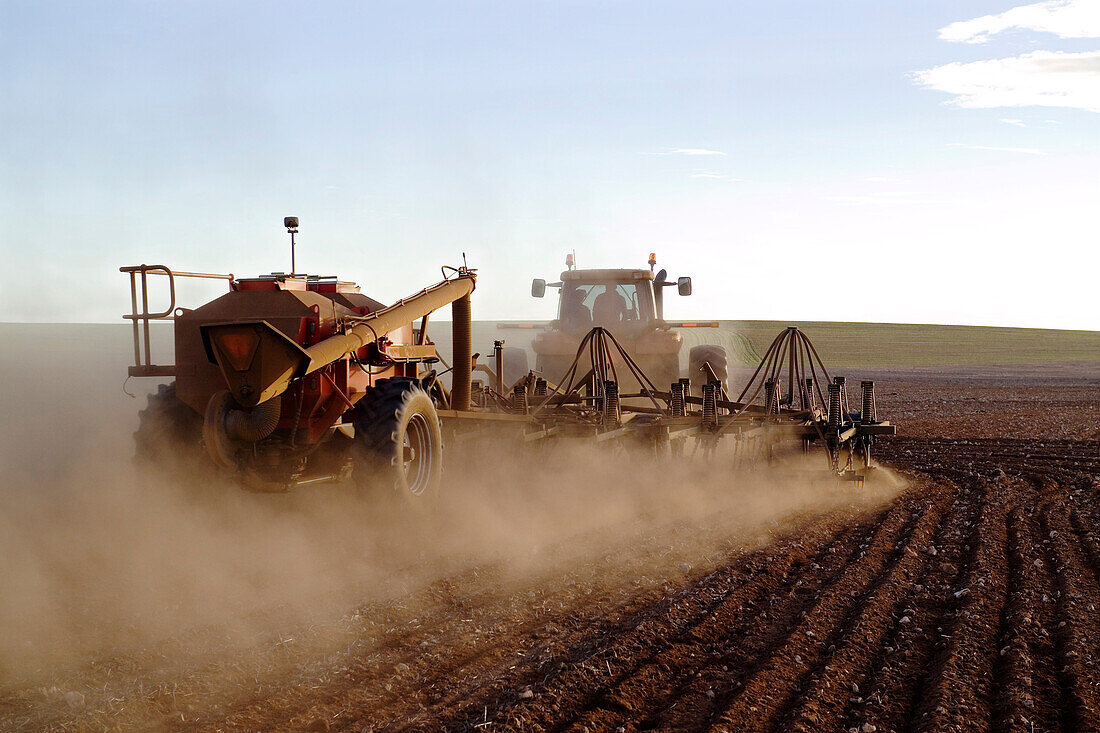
[354,378,444,499]
[134,382,204,468]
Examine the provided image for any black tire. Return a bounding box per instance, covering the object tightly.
[688,345,728,394]
[501,347,529,389]
[353,378,444,500]
[652,354,681,391]
[134,383,204,467]
[535,356,571,389]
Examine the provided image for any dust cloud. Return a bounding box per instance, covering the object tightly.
[0,325,903,727]
[0,437,901,680]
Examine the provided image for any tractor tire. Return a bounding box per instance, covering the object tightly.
[535,356,571,389]
[133,382,204,468]
[688,345,728,393]
[653,354,681,392]
[502,347,529,389]
[353,378,444,500]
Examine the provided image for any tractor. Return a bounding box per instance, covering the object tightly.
[528,254,729,394]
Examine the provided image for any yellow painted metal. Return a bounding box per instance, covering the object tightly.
[301,275,475,376]
[384,344,439,362]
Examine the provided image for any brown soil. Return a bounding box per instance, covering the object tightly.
[1,363,1098,732]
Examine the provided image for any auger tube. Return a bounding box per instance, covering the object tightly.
[302,274,476,376]
[451,292,473,411]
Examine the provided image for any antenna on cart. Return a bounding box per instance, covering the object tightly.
[284,216,299,275]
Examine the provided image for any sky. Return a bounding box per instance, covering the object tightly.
[1,1,1097,329]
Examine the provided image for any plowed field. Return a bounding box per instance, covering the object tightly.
[1,363,1097,732]
[191,438,1098,733]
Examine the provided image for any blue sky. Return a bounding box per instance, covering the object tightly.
[2,1,1097,328]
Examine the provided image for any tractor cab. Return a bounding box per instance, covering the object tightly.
[532,254,692,338]
[556,269,656,336]
[529,254,695,391]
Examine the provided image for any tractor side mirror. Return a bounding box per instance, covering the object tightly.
[677,277,692,296]
[531,278,547,298]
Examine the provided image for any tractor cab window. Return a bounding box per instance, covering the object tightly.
[560,283,649,330]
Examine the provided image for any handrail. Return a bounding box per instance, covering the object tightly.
[120,264,234,377]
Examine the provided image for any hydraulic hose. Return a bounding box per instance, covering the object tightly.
[225,397,281,442]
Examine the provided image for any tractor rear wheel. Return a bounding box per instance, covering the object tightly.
[353,378,444,500]
[501,347,529,389]
[535,356,571,389]
[654,354,681,391]
[134,382,204,468]
[688,345,728,393]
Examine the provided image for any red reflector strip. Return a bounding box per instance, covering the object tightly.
[671,321,720,328]
[217,331,260,371]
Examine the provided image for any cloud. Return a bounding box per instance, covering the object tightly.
[939,0,1100,44]
[654,148,727,156]
[913,50,1100,113]
[1000,118,1027,126]
[823,192,948,206]
[948,143,1047,155]
[689,171,744,181]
